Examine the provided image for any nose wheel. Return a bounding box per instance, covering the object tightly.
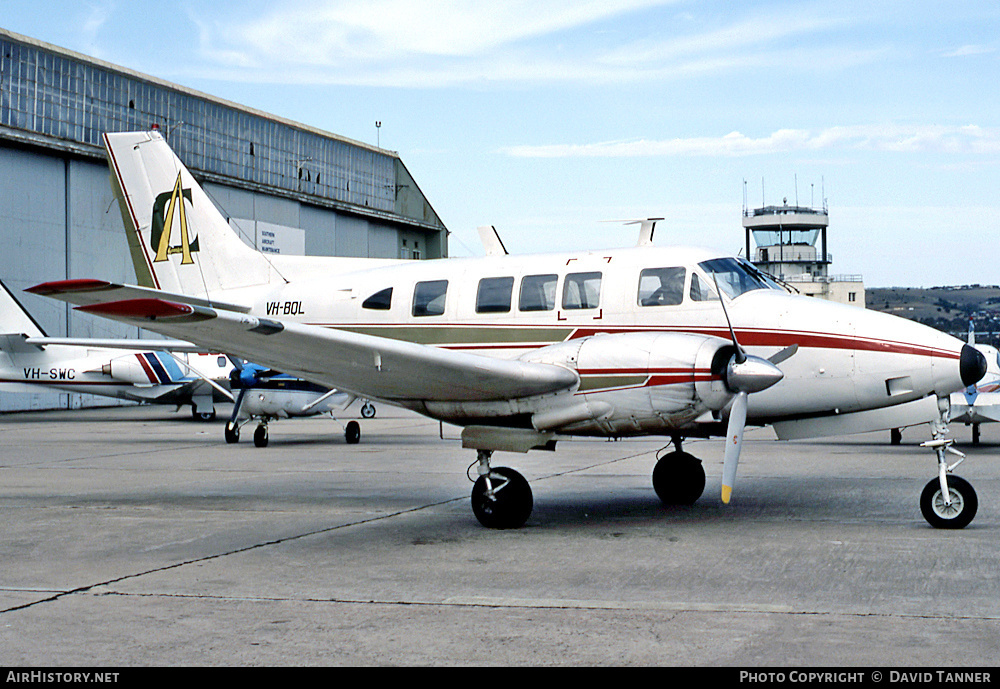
[920,475,977,529]
[919,399,978,529]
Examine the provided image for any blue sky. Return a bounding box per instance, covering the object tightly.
[4,1,999,286]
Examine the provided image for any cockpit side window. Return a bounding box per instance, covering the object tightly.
[562,271,602,310]
[412,280,448,317]
[638,267,685,306]
[362,287,393,310]
[689,273,718,302]
[698,257,779,299]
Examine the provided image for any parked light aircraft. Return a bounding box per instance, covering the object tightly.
[225,359,364,447]
[28,130,988,529]
[0,277,232,418]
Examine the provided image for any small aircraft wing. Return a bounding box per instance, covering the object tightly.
[28,281,579,403]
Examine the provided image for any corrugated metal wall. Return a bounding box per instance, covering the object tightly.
[0,29,450,412]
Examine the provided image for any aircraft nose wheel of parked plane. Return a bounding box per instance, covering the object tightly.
[919,413,978,528]
[920,475,978,529]
[469,450,533,529]
[652,444,706,506]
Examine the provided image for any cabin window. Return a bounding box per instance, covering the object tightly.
[362,287,393,310]
[689,273,718,302]
[562,271,602,310]
[519,274,558,312]
[638,267,686,306]
[412,280,448,316]
[476,277,514,313]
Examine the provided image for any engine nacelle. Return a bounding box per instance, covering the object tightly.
[519,331,734,436]
[101,353,167,385]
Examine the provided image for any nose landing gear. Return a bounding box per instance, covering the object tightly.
[919,398,978,529]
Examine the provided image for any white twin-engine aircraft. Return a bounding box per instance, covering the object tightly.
[29,131,988,529]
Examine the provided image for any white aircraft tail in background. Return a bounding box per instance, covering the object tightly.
[0,278,232,419]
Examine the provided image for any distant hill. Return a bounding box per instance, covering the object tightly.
[866,285,1000,346]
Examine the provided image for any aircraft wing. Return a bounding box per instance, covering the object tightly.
[28,281,579,403]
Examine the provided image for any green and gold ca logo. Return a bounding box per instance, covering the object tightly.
[151,172,199,264]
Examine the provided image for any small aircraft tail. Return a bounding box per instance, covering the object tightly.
[0,278,46,338]
[104,131,285,298]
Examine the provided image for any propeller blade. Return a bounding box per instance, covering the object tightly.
[712,272,745,363]
[767,344,798,366]
[722,391,748,504]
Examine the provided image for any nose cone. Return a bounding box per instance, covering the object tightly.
[726,354,785,394]
[961,344,988,387]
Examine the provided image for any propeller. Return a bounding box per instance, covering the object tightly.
[713,275,789,504]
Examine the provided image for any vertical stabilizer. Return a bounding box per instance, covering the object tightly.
[0,279,46,337]
[104,131,285,297]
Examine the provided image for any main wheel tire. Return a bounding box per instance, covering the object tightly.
[471,467,533,529]
[652,451,706,505]
[225,423,240,444]
[253,424,269,448]
[920,475,977,529]
[345,420,361,444]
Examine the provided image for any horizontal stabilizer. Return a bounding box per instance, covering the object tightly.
[26,279,251,313]
[29,279,580,404]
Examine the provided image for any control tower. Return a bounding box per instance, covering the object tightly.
[743,197,865,306]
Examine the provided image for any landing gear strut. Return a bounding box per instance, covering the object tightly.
[470,450,533,529]
[919,397,978,529]
[651,437,706,506]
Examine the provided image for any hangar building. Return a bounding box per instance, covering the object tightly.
[0,28,448,411]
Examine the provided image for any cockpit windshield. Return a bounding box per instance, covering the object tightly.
[697,257,782,299]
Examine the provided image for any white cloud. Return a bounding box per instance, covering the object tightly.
[197,0,673,67]
[184,0,873,87]
[503,124,1000,158]
[942,43,998,58]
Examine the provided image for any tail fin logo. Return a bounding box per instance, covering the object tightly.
[151,172,199,265]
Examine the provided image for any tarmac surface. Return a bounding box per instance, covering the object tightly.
[1,403,998,667]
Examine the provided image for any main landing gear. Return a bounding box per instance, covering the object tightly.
[468,437,709,529]
[651,438,706,506]
[469,450,533,529]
